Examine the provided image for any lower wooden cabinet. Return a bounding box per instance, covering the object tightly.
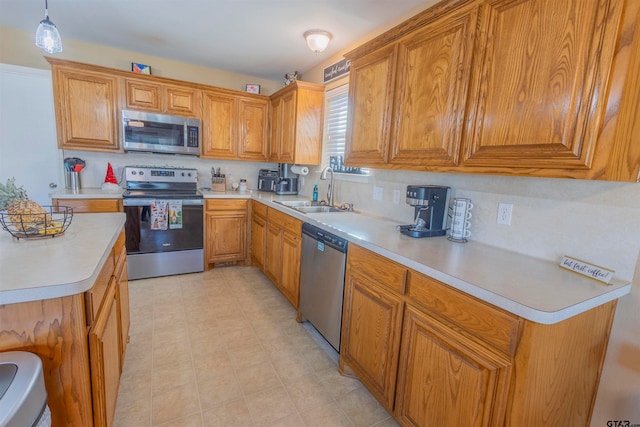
[115,246,130,371]
[205,199,248,268]
[340,244,617,427]
[251,202,302,309]
[395,305,512,427]
[53,197,123,213]
[250,201,267,270]
[89,279,121,427]
[340,270,404,409]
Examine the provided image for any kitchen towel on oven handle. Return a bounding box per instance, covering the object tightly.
[150,200,168,230]
[169,200,183,229]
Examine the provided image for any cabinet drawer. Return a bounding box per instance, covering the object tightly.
[206,199,248,211]
[55,198,123,213]
[268,208,301,234]
[252,200,268,219]
[407,271,521,355]
[347,245,406,294]
[85,252,116,326]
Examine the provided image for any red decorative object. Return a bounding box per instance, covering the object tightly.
[104,163,118,184]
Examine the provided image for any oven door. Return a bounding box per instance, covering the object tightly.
[123,198,203,254]
[124,197,204,280]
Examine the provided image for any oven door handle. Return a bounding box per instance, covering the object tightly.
[123,198,204,206]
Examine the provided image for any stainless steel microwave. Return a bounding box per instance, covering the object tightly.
[122,110,200,156]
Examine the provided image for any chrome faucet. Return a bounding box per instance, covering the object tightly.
[320,166,335,206]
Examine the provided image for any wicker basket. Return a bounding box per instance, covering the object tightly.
[0,206,73,240]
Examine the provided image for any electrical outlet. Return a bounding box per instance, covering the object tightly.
[373,186,383,201]
[393,189,401,204]
[497,203,513,225]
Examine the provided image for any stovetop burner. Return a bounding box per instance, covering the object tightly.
[123,165,200,198]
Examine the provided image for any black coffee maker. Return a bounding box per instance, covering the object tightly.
[398,185,450,238]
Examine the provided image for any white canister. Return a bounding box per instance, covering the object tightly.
[239,179,247,192]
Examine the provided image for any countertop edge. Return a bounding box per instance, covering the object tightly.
[252,194,633,325]
[1,214,126,304]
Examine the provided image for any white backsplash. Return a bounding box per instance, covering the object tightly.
[62,150,276,192]
[301,166,640,282]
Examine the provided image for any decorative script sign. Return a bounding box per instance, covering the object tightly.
[323,58,351,83]
[559,256,615,285]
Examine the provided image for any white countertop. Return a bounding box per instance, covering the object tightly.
[0,213,125,305]
[253,193,632,325]
[47,190,632,324]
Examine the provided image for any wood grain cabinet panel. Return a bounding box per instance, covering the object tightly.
[124,79,162,111]
[164,85,200,117]
[49,64,119,152]
[345,44,397,165]
[53,198,123,213]
[252,205,302,309]
[250,202,267,270]
[269,81,324,165]
[395,305,512,427]
[202,90,238,158]
[205,199,248,267]
[390,8,477,166]
[340,269,404,409]
[89,279,121,427]
[238,96,269,161]
[124,78,200,117]
[464,0,625,169]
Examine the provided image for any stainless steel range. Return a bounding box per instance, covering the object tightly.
[122,166,204,280]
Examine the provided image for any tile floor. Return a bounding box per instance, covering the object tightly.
[113,266,400,427]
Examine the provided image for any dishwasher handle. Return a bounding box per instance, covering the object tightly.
[302,223,348,253]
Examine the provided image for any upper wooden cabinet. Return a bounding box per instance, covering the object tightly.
[464,0,624,170]
[202,90,269,161]
[269,81,324,165]
[344,0,640,181]
[49,61,120,152]
[124,78,201,117]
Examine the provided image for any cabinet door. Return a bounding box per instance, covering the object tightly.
[206,211,247,263]
[251,214,267,270]
[89,280,121,427]
[279,91,297,163]
[345,44,397,165]
[202,90,238,158]
[115,249,130,372]
[395,305,512,427]
[165,85,200,117]
[124,78,162,112]
[390,8,476,167]
[52,68,119,151]
[265,223,283,286]
[269,97,283,161]
[280,231,301,308]
[238,97,269,161]
[464,0,623,169]
[341,271,404,409]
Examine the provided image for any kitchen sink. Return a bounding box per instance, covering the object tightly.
[294,205,345,213]
[273,200,348,214]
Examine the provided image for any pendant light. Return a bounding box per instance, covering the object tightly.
[35,0,63,54]
[304,30,332,54]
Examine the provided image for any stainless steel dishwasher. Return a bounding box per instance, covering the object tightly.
[299,222,348,352]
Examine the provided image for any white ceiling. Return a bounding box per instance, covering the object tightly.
[0,0,434,81]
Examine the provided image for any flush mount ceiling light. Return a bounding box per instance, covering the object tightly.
[35,0,63,54]
[304,30,332,54]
